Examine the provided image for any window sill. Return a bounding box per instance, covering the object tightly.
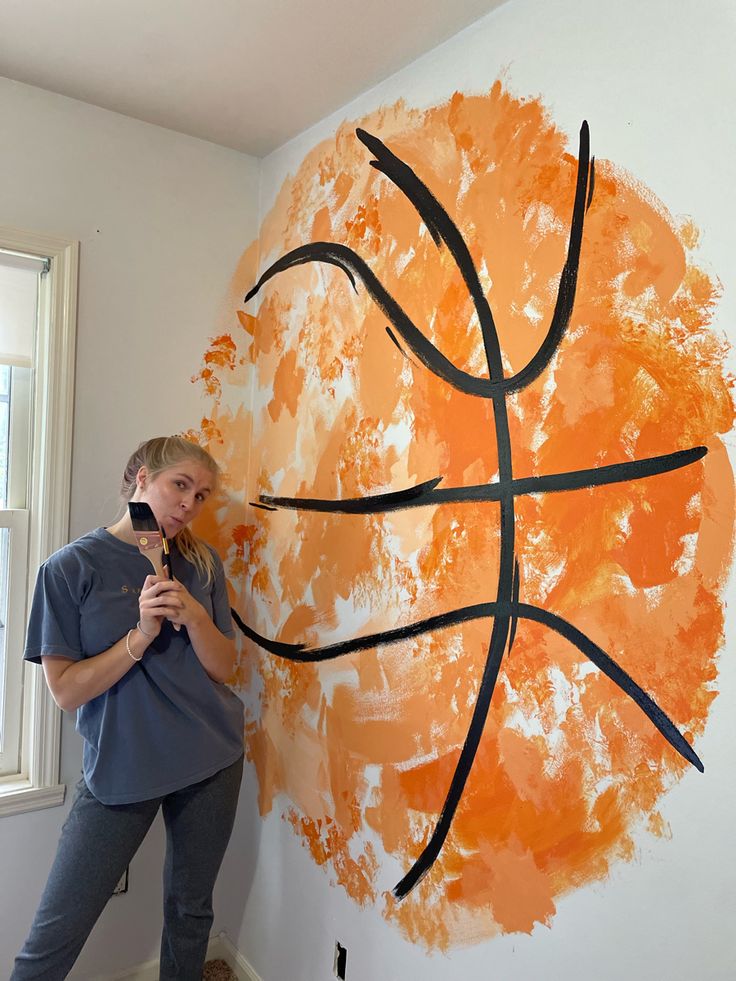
[0,778,66,817]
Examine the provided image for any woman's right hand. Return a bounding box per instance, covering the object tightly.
[138,575,184,638]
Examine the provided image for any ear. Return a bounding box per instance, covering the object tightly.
[135,466,148,490]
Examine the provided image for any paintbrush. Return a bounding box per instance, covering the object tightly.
[128,501,180,629]
[128,501,166,576]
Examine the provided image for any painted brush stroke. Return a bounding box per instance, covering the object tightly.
[191,84,735,949]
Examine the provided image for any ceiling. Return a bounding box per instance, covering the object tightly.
[0,0,506,158]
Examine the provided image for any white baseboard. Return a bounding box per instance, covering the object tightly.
[209,931,262,981]
[77,931,261,981]
[101,958,160,981]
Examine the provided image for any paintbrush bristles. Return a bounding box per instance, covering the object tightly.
[128,501,163,556]
[128,501,160,530]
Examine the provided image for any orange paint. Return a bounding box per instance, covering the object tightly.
[191,83,734,949]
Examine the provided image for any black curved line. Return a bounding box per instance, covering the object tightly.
[232,600,703,763]
[231,608,307,657]
[258,446,707,514]
[246,123,590,402]
[517,445,707,495]
[509,560,521,654]
[501,122,591,393]
[356,127,505,382]
[232,602,496,662]
[394,603,512,897]
[385,325,406,356]
[385,325,423,370]
[358,123,592,397]
[260,476,442,514]
[245,242,497,397]
[517,603,704,772]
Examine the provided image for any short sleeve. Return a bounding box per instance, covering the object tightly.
[210,551,235,639]
[24,562,84,664]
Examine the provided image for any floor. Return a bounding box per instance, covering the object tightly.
[202,959,237,980]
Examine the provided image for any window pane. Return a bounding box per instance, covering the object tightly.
[0,257,37,773]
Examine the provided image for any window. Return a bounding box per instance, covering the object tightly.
[0,226,78,816]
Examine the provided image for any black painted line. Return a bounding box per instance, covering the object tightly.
[517,602,704,772]
[232,602,493,662]
[245,241,498,397]
[508,560,521,654]
[231,599,701,771]
[356,127,505,384]
[385,325,406,356]
[258,446,707,514]
[501,122,591,394]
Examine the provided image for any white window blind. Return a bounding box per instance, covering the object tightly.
[0,251,45,369]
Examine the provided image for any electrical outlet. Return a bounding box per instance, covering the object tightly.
[112,867,129,895]
[333,941,347,980]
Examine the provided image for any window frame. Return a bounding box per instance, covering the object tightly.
[0,225,78,817]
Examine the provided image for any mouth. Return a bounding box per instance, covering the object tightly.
[159,516,185,537]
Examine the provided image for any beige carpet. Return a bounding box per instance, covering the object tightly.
[202,958,237,980]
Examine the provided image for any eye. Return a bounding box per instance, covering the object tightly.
[195,492,207,502]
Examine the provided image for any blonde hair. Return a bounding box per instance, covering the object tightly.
[121,436,220,585]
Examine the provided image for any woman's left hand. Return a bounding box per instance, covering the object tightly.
[166,578,207,631]
[167,578,236,683]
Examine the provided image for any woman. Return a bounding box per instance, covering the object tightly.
[12,436,244,981]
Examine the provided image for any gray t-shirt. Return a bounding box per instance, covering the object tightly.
[24,527,244,804]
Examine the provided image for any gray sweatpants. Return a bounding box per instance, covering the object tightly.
[11,755,244,981]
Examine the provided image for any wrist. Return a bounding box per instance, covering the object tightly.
[186,604,209,632]
[136,619,157,638]
[126,626,148,662]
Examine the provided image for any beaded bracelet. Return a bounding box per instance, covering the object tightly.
[126,628,143,662]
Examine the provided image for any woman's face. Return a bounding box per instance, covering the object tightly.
[133,459,215,537]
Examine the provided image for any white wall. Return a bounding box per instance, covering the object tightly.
[0,77,260,978]
[226,1,736,979]
[2,0,735,977]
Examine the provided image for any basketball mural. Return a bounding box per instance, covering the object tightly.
[191,83,734,949]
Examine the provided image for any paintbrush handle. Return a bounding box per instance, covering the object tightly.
[143,548,166,579]
[142,554,181,631]
[154,545,181,631]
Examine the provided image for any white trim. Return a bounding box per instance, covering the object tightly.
[72,932,263,981]
[212,932,262,981]
[0,224,78,817]
[0,777,65,815]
